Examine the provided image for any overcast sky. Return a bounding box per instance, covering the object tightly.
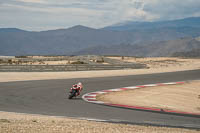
[0,0,200,31]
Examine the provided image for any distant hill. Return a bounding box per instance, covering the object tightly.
[1,17,200,56]
[103,17,200,41]
[171,37,200,57]
[75,37,200,57]
[0,26,136,55]
[103,17,200,31]
[172,49,200,57]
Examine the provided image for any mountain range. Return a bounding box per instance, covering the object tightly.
[1,17,200,56]
[103,17,200,31]
[76,37,200,57]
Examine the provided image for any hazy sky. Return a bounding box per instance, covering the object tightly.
[0,0,200,31]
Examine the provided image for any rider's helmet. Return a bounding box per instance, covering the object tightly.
[77,82,83,88]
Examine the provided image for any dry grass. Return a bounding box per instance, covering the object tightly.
[0,112,198,133]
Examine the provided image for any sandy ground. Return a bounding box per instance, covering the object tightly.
[0,57,200,132]
[97,80,200,114]
[0,111,199,133]
[0,57,200,83]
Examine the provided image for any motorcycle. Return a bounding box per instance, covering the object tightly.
[68,82,83,99]
[68,88,78,99]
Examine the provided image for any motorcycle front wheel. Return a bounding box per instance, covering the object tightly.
[68,90,76,99]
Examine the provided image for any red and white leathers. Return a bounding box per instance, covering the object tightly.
[70,83,83,96]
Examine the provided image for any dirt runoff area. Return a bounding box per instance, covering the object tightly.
[97,80,200,114]
[0,112,199,133]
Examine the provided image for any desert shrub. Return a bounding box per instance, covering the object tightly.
[8,59,13,64]
[71,61,86,64]
[0,119,10,123]
[96,58,104,63]
[32,120,37,123]
[15,56,28,58]
[96,60,104,63]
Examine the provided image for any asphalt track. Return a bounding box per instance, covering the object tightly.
[0,70,200,129]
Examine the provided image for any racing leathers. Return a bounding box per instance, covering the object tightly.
[70,84,83,96]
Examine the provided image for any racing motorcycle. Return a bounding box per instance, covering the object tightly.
[68,82,83,99]
[68,88,78,99]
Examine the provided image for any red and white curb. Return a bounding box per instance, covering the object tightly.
[82,82,200,116]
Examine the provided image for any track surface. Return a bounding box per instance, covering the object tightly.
[0,70,200,129]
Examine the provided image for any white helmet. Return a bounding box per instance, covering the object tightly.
[77,82,82,87]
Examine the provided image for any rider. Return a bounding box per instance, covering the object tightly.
[70,82,83,96]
